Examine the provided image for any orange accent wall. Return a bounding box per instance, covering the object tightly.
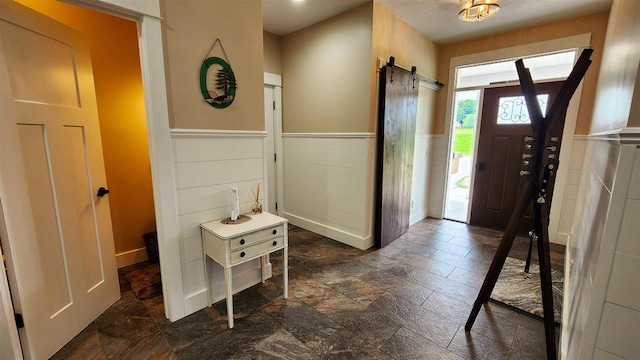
[16,0,156,255]
[436,12,610,135]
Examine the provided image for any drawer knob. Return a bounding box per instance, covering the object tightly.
[272,241,277,246]
[272,229,277,235]
[240,239,245,245]
[240,251,246,258]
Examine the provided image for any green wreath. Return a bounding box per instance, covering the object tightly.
[199,56,237,108]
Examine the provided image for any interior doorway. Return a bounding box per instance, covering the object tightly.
[11,0,158,270]
[443,51,578,226]
[0,1,159,358]
[264,73,283,215]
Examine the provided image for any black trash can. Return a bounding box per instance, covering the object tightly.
[143,231,159,264]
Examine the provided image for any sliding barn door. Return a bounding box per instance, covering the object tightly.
[375,65,418,248]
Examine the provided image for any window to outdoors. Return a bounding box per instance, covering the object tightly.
[455,51,576,88]
[496,94,549,124]
[444,50,576,223]
[444,90,480,222]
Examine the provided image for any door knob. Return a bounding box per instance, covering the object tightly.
[97,187,110,197]
[477,162,486,172]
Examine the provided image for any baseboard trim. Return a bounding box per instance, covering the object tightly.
[553,232,569,246]
[283,212,373,250]
[116,247,148,268]
[410,209,429,226]
[428,204,444,220]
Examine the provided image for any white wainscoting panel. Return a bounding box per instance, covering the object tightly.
[282,134,374,250]
[593,142,640,359]
[171,130,267,317]
[428,135,447,219]
[410,135,437,225]
[562,133,640,360]
[555,136,587,245]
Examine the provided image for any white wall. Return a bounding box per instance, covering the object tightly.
[594,144,640,358]
[427,135,448,219]
[562,1,640,357]
[409,135,431,225]
[171,131,268,316]
[282,134,375,250]
[562,137,640,360]
[410,135,445,224]
[555,136,587,244]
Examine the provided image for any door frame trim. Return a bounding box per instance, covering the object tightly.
[0,225,21,359]
[264,72,284,216]
[0,2,180,358]
[440,33,592,245]
[64,0,185,322]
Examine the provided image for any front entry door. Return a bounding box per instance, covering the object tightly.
[0,3,119,359]
[470,82,564,233]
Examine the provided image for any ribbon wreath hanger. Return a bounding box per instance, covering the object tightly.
[200,38,237,109]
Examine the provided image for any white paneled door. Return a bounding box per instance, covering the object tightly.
[264,85,276,214]
[0,2,119,359]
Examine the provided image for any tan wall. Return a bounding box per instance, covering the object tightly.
[281,3,373,133]
[263,31,282,75]
[17,0,157,254]
[590,1,640,133]
[436,12,609,135]
[161,0,264,130]
[372,3,440,135]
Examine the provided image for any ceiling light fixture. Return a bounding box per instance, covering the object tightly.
[458,0,500,22]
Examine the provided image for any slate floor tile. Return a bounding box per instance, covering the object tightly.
[315,329,395,359]
[175,332,248,360]
[50,322,106,360]
[447,326,515,360]
[53,222,564,360]
[243,328,321,360]
[381,327,464,360]
[262,297,343,349]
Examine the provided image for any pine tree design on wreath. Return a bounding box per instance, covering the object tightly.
[200,39,237,108]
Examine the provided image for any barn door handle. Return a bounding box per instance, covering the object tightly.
[477,162,486,172]
[97,187,110,197]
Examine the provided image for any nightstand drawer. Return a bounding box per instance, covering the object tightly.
[230,224,284,250]
[230,236,284,264]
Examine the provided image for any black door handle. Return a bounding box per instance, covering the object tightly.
[97,187,110,197]
[477,162,486,172]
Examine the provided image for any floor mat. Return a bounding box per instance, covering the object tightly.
[490,257,563,324]
[125,263,162,300]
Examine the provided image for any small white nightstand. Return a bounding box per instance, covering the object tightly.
[200,212,288,328]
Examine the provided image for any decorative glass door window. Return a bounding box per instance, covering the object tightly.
[496,94,549,124]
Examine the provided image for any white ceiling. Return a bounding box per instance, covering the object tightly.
[263,0,612,44]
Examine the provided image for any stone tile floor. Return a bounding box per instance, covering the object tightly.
[52,218,565,359]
